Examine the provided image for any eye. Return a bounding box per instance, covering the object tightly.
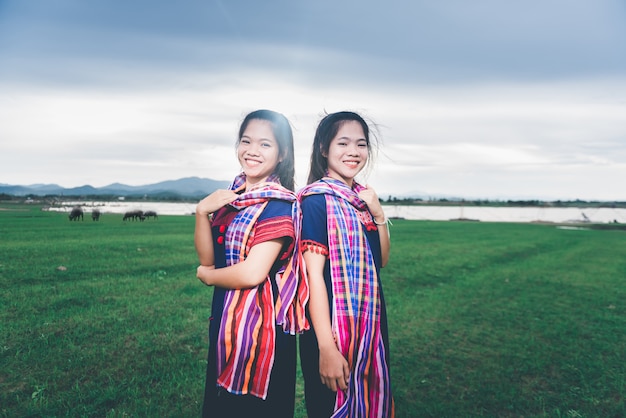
[240,138,251,145]
[261,142,272,148]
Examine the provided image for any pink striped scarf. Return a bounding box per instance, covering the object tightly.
[300,177,394,417]
[216,173,309,399]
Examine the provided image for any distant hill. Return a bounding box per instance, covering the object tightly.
[0,177,231,199]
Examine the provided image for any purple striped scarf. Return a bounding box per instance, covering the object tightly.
[216,173,309,399]
[300,177,394,417]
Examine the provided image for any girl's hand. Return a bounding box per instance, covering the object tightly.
[196,264,216,286]
[319,345,350,392]
[358,184,385,224]
[196,190,238,216]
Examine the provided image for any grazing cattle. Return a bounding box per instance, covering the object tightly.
[91,209,101,221]
[143,210,158,220]
[68,207,84,221]
[123,210,145,221]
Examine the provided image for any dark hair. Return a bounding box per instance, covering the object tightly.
[238,109,295,191]
[307,111,377,184]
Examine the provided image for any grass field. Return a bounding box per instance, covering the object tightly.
[1,203,624,417]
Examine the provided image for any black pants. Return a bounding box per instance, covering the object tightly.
[202,328,296,418]
[299,328,337,418]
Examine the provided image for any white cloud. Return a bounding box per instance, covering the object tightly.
[2,72,625,200]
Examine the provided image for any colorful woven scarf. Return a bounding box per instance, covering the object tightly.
[300,177,394,418]
[216,173,309,400]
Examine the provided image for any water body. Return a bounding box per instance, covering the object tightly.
[46,201,198,216]
[384,205,625,224]
[46,201,626,224]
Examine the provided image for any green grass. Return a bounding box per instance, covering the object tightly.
[1,203,624,417]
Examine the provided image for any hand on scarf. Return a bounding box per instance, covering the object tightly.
[319,344,350,392]
[196,189,238,215]
[359,183,391,266]
[358,184,385,223]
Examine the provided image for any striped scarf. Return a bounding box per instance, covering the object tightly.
[300,177,394,418]
[216,173,309,400]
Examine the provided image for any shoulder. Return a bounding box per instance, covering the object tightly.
[259,199,292,221]
[301,193,326,212]
[300,193,328,249]
[301,194,327,228]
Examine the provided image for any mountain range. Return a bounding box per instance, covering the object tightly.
[0,177,231,199]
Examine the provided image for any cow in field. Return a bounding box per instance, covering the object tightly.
[91,209,101,221]
[123,210,145,221]
[68,207,84,221]
[143,210,158,220]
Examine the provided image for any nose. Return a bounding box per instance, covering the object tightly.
[246,143,260,155]
[347,143,359,155]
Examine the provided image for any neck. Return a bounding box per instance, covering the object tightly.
[326,174,353,188]
[245,176,270,191]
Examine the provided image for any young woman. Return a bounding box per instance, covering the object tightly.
[194,109,308,418]
[299,111,394,417]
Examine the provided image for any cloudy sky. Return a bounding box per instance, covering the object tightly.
[1,0,625,200]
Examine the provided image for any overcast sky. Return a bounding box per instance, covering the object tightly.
[1,0,625,200]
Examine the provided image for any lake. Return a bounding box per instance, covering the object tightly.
[45,201,626,224]
[384,205,625,224]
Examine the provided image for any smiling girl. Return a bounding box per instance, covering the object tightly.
[299,111,395,417]
[194,109,308,417]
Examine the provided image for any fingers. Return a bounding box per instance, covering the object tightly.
[197,190,238,214]
[196,265,205,282]
[341,361,351,390]
[359,186,385,222]
[196,265,215,285]
[358,185,379,203]
[320,357,350,392]
[322,376,338,392]
[322,375,347,392]
[333,359,349,391]
[322,377,349,392]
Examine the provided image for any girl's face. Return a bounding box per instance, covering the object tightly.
[325,120,368,187]
[237,119,282,188]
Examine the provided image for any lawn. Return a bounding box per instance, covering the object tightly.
[1,203,624,417]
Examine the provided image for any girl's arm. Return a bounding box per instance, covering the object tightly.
[304,250,350,392]
[359,185,391,267]
[194,190,238,266]
[196,238,285,289]
[194,211,214,266]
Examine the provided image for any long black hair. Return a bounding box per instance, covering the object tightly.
[238,109,296,191]
[307,111,377,185]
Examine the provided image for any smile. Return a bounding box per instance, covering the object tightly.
[245,159,262,167]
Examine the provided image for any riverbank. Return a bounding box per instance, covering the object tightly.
[35,200,626,224]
